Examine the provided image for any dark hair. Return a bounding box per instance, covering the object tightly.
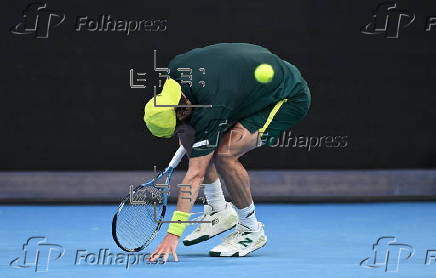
[175,94,192,123]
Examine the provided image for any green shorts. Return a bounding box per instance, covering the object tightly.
[240,84,311,146]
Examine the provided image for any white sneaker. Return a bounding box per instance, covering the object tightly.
[183,202,238,246]
[209,222,267,257]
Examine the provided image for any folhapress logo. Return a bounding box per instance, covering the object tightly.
[10,3,65,38]
[361,3,436,38]
[9,236,65,272]
[360,236,414,272]
[361,3,415,38]
[10,3,167,38]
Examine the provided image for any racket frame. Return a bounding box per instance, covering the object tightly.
[111,167,174,252]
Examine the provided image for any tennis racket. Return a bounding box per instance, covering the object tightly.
[112,146,186,252]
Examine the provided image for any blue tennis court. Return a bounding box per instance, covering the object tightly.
[2,202,436,278]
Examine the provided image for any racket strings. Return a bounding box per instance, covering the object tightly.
[115,185,165,251]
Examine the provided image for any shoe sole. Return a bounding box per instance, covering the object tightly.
[209,239,267,257]
[183,224,237,246]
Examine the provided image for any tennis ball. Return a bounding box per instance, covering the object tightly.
[254,64,274,83]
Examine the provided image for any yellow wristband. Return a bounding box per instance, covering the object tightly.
[167,210,191,236]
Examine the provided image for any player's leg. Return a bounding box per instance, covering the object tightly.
[183,126,258,247]
[214,122,260,209]
[176,121,239,246]
[203,163,227,211]
[176,121,252,211]
[208,85,310,257]
[183,161,239,246]
[203,162,218,183]
[176,123,229,211]
[214,123,261,231]
[209,122,267,257]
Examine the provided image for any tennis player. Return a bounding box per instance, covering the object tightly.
[145,43,310,262]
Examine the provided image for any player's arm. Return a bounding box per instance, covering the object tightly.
[176,152,214,212]
[148,152,214,263]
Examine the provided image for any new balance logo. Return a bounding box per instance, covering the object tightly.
[238,238,253,247]
[10,3,65,38]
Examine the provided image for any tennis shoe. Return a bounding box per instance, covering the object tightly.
[209,222,267,257]
[183,202,238,246]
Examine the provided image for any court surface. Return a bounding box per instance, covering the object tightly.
[1,202,436,278]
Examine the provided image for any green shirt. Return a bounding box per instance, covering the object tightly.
[168,43,305,157]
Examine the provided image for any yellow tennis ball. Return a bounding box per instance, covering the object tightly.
[254,64,274,83]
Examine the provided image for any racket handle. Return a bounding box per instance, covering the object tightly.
[168,145,186,168]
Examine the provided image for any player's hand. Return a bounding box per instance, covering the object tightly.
[148,233,179,263]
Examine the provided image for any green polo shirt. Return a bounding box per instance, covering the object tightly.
[168,43,306,157]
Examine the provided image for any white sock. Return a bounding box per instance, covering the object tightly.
[203,179,227,211]
[235,202,259,231]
